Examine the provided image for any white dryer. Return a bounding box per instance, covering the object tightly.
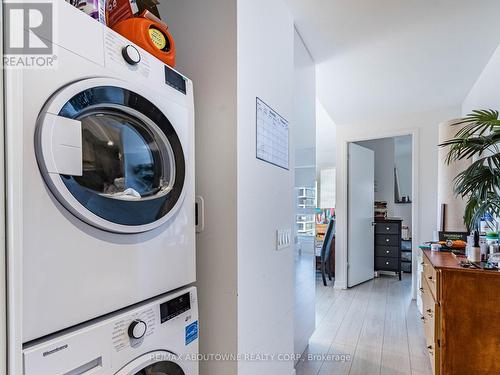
[23,287,199,375]
[17,1,195,342]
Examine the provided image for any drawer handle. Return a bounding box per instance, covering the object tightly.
[426,309,433,317]
[386,238,390,242]
[386,261,390,265]
[386,250,390,254]
[427,345,433,350]
[420,316,426,322]
[386,227,390,231]
[419,287,424,293]
[428,276,433,281]
[420,261,425,266]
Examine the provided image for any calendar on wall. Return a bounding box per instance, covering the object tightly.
[256,97,289,170]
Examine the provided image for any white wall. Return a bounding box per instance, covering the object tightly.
[0,4,6,371]
[292,29,316,359]
[395,135,413,200]
[237,1,295,374]
[334,106,460,289]
[161,1,297,374]
[356,138,395,216]
[316,100,336,208]
[357,136,413,233]
[159,2,238,374]
[461,42,500,230]
[316,99,336,171]
[394,136,413,233]
[463,43,500,114]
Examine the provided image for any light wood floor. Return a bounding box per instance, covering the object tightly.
[295,274,432,375]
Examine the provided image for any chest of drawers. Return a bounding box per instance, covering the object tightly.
[374,219,402,279]
[420,249,500,374]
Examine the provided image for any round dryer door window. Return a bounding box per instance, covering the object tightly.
[35,79,187,233]
[114,351,188,375]
[133,361,185,375]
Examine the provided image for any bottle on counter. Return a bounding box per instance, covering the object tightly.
[469,230,481,262]
[486,232,499,255]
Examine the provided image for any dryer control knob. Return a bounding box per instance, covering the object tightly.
[128,320,147,340]
[122,45,141,65]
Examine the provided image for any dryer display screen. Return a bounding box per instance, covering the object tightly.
[160,293,191,323]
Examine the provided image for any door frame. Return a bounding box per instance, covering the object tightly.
[335,128,420,300]
[0,2,6,373]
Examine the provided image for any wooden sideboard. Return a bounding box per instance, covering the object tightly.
[420,249,500,375]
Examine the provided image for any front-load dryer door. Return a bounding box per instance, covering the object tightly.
[115,351,186,375]
[35,78,186,233]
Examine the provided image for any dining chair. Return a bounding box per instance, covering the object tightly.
[320,219,335,286]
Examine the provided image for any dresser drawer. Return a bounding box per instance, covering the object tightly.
[422,279,437,342]
[375,256,398,271]
[427,340,439,375]
[376,234,399,247]
[375,246,399,258]
[375,222,399,234]
[422,254,438,299]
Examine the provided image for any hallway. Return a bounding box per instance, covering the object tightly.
[296,275,432,375]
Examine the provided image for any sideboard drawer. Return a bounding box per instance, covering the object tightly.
[422,280,437,341]
[375,234,399,247]
[422,255,438,299]
[375,256,398,271]
[375,222,399,235]
[375,246,399,258]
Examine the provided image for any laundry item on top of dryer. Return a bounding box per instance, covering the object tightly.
[106,0,162,28]
[66,0,106,24]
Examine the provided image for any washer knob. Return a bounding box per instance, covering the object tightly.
[128,320,147,340]
[122,45,141,65]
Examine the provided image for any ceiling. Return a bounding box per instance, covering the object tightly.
[285,0,500,124]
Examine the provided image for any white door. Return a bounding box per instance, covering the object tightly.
[348,143,375,287]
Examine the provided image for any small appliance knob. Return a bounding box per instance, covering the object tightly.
[128,319,147,340]
[122,45,141,65]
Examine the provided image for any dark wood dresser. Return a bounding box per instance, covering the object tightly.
[374,219,402,279]
[420,249,500,374]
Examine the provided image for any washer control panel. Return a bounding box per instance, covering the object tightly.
[23,287,198,375]
[112,307,156,352]
[160,292,191,323]
[128,319,147,339]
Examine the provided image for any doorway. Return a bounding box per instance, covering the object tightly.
[337,131,418,298]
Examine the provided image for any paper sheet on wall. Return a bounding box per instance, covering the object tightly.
[256,97,289,170]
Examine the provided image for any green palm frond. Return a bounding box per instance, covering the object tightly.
[439,109,500,164]
[453,156,500,198]
[440,109,500,231]
[464,192,500,231]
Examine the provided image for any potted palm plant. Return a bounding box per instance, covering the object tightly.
[440,110,500,232]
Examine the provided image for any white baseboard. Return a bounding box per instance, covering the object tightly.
[334,280,347,289]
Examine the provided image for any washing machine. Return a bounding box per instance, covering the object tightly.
[18,0,195,342]
[23,287,199,375]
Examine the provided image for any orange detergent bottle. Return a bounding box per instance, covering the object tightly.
[112,11,176,67]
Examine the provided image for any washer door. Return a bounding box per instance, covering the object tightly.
[36,78,186,233]
[115,351,186,375]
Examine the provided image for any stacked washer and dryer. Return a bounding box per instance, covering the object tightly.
[18,1,198,374]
